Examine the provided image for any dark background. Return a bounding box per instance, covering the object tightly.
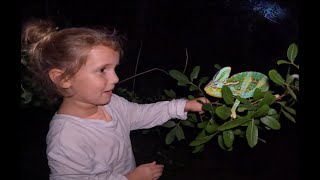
[20,0,300,179]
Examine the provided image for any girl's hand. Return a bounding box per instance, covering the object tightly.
[184,97,210,113]
[126,161,164,180]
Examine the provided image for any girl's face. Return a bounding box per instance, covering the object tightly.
[68,45,120,106]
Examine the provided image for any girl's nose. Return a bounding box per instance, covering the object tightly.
[111,72,119,84]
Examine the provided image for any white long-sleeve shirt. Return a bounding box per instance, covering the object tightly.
[46,94,188,180]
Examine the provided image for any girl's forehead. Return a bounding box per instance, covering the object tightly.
[89,45,119,55]
[84,46,120,65]
[91,45,111,51]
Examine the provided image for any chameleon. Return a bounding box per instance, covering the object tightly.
[204,66,269,119]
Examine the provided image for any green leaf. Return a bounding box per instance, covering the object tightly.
[189,134,215,146]
[253,105,270,118]
[188,95,195,100]
[218,135,232,151]
[236,96,251,105]
[285,106,296,115]
[188,113,197,122]
[233,129,245,136]
[165,127,177,144]
[214,64,221,70]
[268,108,279,119]
[268,108,278,116]
[253,88,265,101]
[197,121,208,129]
[269,69,286,86]
[277,101,286,106]
[287,43,298,63]
[181,120,195,127]
[199,77,209,84]
[237,106,247,112]
[216,106,231,120]
[169,70,190,84]
[241,119,260,127]
[223,130,234,148]
[196,130,206,139]
[238,104,256,111]
[277,60,291,65]
[202,103,214,112]
[218,116,251,131]
[237,97,256,110]
[190,66,200,81]
[192,144,205,153]
[218,135,226,150]
[246,120,258,148]
[205,122,219,134]
[197,121,209,129]
[282,109,296,123]
[162,120,177,128]
[286,85,297,101]
[222,85,234,105]
[177,81,187,86]
[247,111,255,118]
[196,100,205,104]
[278,103,296,115]
[189,84,198,91]
[176,125,185,141]
[286,74,294,84]
[258,92,276,107]
[261,116,281,130]
[164,89,176,98]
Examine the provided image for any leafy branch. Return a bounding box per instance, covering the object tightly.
[163,43,299,152]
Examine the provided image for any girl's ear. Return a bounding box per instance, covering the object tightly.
[48,69,71,88]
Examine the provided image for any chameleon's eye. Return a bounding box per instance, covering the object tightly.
[212,81,219,86]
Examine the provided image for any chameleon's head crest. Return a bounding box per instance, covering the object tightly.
[204,66,232,98]
[212,66,231,82]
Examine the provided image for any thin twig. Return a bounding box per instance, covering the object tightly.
[132,41,143,92]
[119,68,169,84]
[275,92,288,102]
[258,137,266,143]
[21,84,25,91]
[210,101,224,106]
[183,48,188,74]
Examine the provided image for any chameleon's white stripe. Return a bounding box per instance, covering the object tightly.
[240,72,252,92]
[213,67,231,82]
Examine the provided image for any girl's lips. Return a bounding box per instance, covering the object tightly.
[104,91,112,96]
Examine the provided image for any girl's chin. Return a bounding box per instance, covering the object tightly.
[99,97,111,105]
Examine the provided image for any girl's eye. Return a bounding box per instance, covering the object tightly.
[100,68,106,73]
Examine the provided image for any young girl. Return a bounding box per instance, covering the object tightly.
[22,18,208,180]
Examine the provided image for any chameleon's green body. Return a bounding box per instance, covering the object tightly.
[204,67,269,118]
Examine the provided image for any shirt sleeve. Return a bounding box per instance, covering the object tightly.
[111,94,188,130]
[47,121,129,180]
[50,172,128,180]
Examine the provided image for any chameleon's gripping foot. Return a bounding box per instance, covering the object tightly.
[231,111,237,119]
